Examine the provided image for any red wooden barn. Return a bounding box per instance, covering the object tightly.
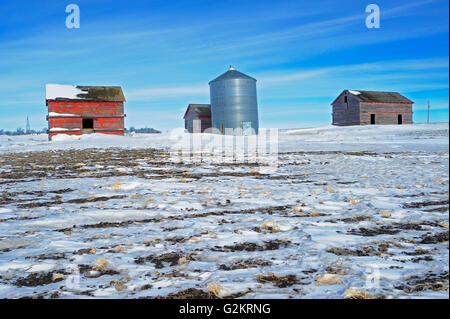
[46,84,126,140]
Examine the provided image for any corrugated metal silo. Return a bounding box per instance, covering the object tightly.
[209,66,259,135]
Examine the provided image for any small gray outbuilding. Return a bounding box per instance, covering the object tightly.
[183,104,212,133]
[331,90,414,126]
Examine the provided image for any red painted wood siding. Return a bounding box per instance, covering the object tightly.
[47,100,125,139]
[95,117,124,130]
[49,117,82,130]
[48,101,124,116]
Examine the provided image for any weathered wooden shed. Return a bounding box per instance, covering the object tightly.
[46,84,126,140]
[183,104,212,133]
[331,90,413,126]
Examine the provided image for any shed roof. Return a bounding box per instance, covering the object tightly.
[209,66,256,84]
[342,90,413,104]
[46,84,126,102]
[183,104,211,119]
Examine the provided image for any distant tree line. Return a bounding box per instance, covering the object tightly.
[0,127,161,135]
[0,128,47,136]
[126,127,161,134]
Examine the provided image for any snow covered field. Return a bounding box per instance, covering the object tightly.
[0,123,448,299]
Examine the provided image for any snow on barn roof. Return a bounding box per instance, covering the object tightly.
[46,84,126,102]
[346,90,413,104]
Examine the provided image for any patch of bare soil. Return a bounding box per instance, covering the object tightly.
[186,205,294,219]
[347,222,427,236]
[302,269,318,274]
[17,195,126,208]
[410,256,433,263]
[211,239,291,252]
[282,150,381,156]
[423,206,449,213]
[1,188,74,205]
[26,252,67,261]
[19,291,60,299]
[335,181,358,185]
[347,226,400,236]
[395,271,449,293]
[327,243,390,256]
[12,263,122,287]
[331,216,371,223]
[403,248,433,255]
[134,252,194,268]
[256,273,299,288]
[219,259,272,270]
[155,288,217,299]
[420,231,449,244]
[165,235,188,244]
[54,206,295,233]
[25,248,99,260]
[14,271,66,287]
[77,264,120,278]
[403,199,449,209]
[325,264,349,275]
[0,215,41,223]
[56,217,164,232]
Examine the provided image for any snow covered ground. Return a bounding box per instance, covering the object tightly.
[0,123,448,299]
[1,123,448,154]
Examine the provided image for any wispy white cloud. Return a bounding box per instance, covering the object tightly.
[259,57,449,86]
[120,57,448,104]
[126,84,209,101]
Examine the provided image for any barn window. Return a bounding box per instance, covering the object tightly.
[370,114,376,125]
[344,96,348,103]
[398,114,403,125]
[82,118,94,129]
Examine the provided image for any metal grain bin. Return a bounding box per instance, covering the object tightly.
[209,66,259,135]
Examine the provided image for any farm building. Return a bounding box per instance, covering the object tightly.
[183,104,212,133]
[331,90,413,126]
[209,66,259,135]
[46,84,126,140]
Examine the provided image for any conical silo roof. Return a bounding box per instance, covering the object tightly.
[209,66,256,84]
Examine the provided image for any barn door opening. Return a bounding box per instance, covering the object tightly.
[82,118,94,130]
[370,114,376,125]
[398,114,402,125]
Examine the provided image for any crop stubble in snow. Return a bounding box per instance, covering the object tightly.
[0,129,448,299]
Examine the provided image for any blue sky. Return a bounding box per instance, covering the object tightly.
[0,0,448,131]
